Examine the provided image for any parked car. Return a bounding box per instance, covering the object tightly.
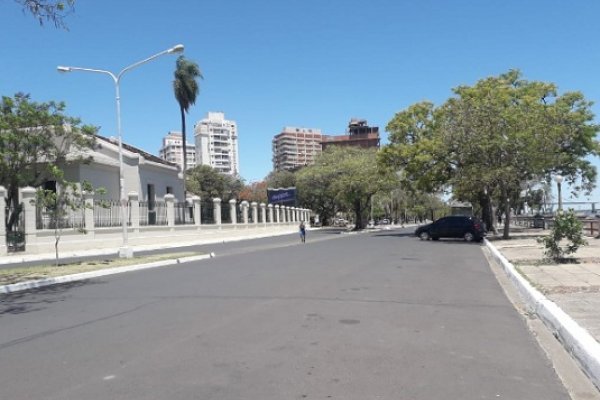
[415,216,485,242]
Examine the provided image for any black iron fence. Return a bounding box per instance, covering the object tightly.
[201,199,214,224]
[175,202,194,225]
[221,204,231,224]
[139,201,168,226]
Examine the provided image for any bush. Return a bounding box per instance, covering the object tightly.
[538,209,587,261]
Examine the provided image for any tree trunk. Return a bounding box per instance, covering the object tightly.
[354,199,364,230]
[480,194,498,235]
[502,187,511,239]
[180,106,188,199]
[6,186,20,232]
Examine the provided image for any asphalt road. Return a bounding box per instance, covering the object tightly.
[0,228,571,399]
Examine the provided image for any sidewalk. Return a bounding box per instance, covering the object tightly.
[486,227,600,391]
[0,225,300,266]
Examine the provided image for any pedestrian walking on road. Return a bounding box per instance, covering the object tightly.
[299,221,306,243]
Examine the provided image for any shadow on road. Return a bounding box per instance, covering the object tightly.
[0,280,103,316]
[373,231,415,238]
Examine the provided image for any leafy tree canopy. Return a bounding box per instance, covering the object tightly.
[0,93,96,228]
[380,70,600,238]
[239,180,268,204]
[265,170,296,189]
[14,0,75,29]
[298,146,395,229]
[186,165,243,201]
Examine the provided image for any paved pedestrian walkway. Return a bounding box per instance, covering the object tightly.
[487,227,600,391]
[488,228,600,341]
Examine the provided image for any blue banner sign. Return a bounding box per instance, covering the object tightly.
[267,187,297,206]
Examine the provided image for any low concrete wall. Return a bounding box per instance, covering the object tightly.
[13,223,297,255]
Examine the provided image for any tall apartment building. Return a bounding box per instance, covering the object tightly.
[158,131,196,171]
[272,127,323,172]
[321,118,380,150]
[194,112,239,176]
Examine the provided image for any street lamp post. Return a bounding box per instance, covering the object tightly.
[58,44,184,258]
[554,174,563,214]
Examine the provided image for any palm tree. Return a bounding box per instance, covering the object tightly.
[173,55,202,197]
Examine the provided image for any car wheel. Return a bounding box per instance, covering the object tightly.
[419,231,430,241]
[464,232,475,242]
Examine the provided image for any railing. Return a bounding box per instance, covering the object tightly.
[512,215,600,237]
[36,203,85,230]
[139,201,168,226]
[94,200,123,228]
[221,205,231,223]
[201,200,214,224]
[174,202,194,225]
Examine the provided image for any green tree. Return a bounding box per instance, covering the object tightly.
[538,210,587,262]
[296,163,338,226]
[381,70,600,238]
[298,147,394,230]
[186,165,243,201]
[265,170,296,189]
[173,56,202,197]
[13,0,75,28]
[34,167,106,265]
[0,93,96,231]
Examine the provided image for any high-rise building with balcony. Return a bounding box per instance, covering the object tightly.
[194,112,239,176]
[159,131,196,171]
[272,127,323,172]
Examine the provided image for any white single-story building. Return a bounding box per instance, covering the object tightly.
[62,134,184,202]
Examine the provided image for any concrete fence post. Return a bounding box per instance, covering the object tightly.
[213,198,222,226]
[251,202,258,225]
[284,206,289,224]
[128,191,140,232]
[229,199,237,225]
[241,200,249,224]
[274,205,280,223]
[20,187,37,247]
[192,196,201,227]
[260,203,266,225]
[165,194,175,229]
[268,204,274,224]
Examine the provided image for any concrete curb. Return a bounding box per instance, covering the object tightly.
[485,238,600,389]
[0,253,214,294]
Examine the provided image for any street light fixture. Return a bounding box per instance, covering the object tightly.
[554,174,563,214]
[58,44,184,258]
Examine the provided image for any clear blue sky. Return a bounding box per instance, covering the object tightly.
[2,0,600,203]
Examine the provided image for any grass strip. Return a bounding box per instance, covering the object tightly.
[0,252,203,285]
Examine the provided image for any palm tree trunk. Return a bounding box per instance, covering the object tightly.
[180,106,187,199]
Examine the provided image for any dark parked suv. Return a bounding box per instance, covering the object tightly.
[415,216,484,242]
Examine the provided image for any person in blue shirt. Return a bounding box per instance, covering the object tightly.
[299,221,306,243]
